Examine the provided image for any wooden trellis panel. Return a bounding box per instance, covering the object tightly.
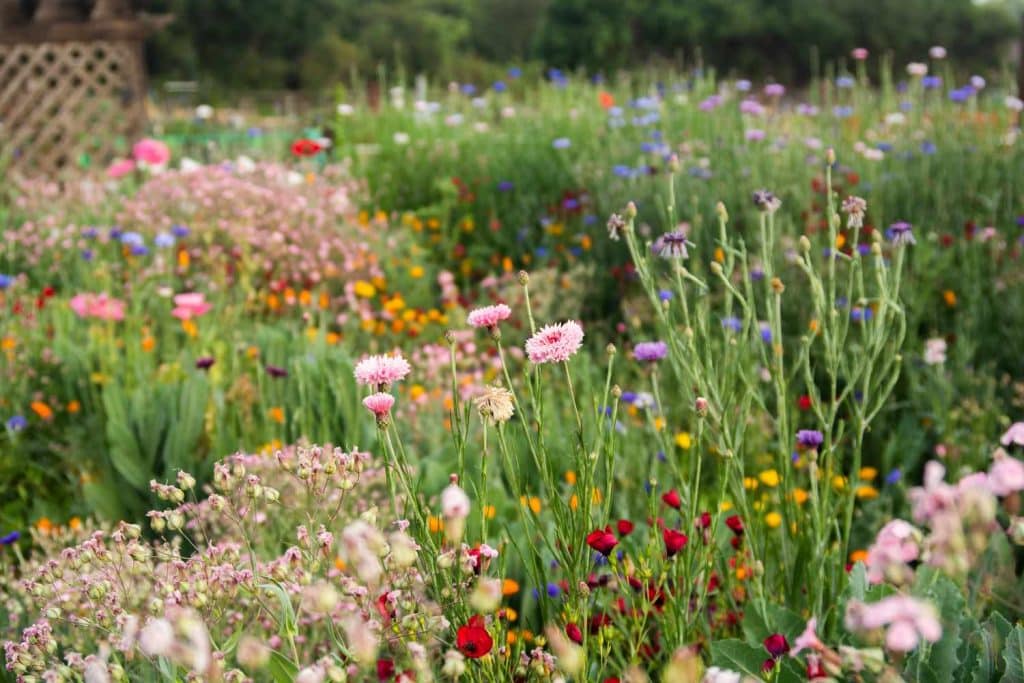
[0,39,145,175]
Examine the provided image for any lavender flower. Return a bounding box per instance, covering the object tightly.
[651,230,689,259]
[887,221,916,246]
[752,189,782,213]
[633,341,668,362]
[796,430,824,450]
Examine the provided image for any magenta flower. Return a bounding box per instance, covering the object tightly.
[467,304,512,329]
[132,138,172,167]
[69,293,126,321]
[354,353,412,388]
[362,392,395,418]
[525,321,584,364]
[171,292,212,320]
[633,341,668,362]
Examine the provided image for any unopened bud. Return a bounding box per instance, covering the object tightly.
[715,201,728,222]
[624,201,638,219]
[612,384,622,398]
[709,261,723,276]
[606,343,616,356]
[770,277,785,294]
[826,148,836,165]
[695,397,708,417]
[517,270,530,286]
[799,235,811,253]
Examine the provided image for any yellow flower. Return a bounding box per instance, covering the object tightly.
[90,372,107,384]
[504,607,518,622]
[714,247,725,263]
[719,501,733,512]
[519,496,542,514]
[483,505,496,519]
[428,515,443,533]
[569,494,579,511]
[354,280,376,298]
[409,266,424,278]
[1,336,16,351]
[759,469,780,487]
[943,290,957,307]
[410,384,426,401]
[181,319,198,338]
[69,517,82,531]
[832,475,847,490]
[675,432,692,449]
[765,511,783,528]
[267,406,285,424]
[326,332,341,345]
[859,467,878,481]
[319,292,331,309]
[592,488,603,504]
[502,579,520,596]
[653,417,666,431]
[565,470,577,485]
[743,477,759,490]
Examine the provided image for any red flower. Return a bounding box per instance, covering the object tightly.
[42,286,55,298]
[807,655,827,679]
[565,622,583,644]
[661,489,682,510]
[291,138,322,157]
[762,658,777,673]
[598,91,615,109]
[764,633,790,658]
[376,659,395,680]
[663,528,688,557]
[586,527,618,556]
[616,519,635,536]
[376,593,395,623]
[725,515,744,535]
[457,615,493,659]
[695,511,711,529]
[797,394,812,411]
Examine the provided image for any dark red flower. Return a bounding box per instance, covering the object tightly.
[763,633,790,658]
[616,519,635,536]
[661,489,682,510]
[603,679,621,683]
[797,394,812,411]
[940,234,955,247]
[376,659,395,680]
[42,286,55,298]
[586,527,618,556]
[725,515,744,535]
[695,511,711,529]
[291,138,322,157]
[761,658,777,673]
[663,528,688,557]
[565,622,583,644]
[457,615,493,659]
[807,655,827,679]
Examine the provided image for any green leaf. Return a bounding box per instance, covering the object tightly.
[1001,626,1024,683]
[260,582,297,635]
[710,638,768,678]
[267,650,299,683]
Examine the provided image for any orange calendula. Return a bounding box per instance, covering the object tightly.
[267,406,285,424]
[30,401,53,421]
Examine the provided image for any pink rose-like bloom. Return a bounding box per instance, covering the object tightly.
[106,159,136,179]
[467,303,512,329]
[525,321,584,364]
[845,596,942,653]
[852,48,869,60]
[69,293,126,321]
[171,292,212,320]
[354,353,411,387]
[132,138,172,167]
[908,461,957,523]
[1000,422,1024,447]
[988,449,1024,496]
[362,392,395,418]
[865,519,919,584]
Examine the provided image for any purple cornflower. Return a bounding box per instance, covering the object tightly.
[497,180,514,192]
[758,322,772,343]
[634,341,668,362]
[0,531,20,545]
[6,415,27,431]
[265,365,288,378]
[195,357,215,370]
[171,224,190,238]
[887,221,916,246]
[796,430,824,450]
[721,317,742,333]
[885,469,902,485]
[752,189,781,212]
[651,230,689,259]
[764,83,785,97]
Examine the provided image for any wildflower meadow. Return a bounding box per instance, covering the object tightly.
[4,46,1024,683]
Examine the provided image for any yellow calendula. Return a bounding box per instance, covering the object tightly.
[675,432,692,449]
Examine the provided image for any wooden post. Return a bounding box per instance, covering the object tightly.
[33,0,83,23]
[92,0,133,20]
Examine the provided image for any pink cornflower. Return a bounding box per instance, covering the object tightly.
[354,353,411,388]
[171,292,212,320]
[362,392,395,419]
[525,321,584,364]
[1000,422,1024,448]
[132,138,172,167]
[467,304,512,329]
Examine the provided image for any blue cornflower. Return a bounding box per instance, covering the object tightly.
[497,180,514,192]
[850,307,873,323]
[492,81,507,93]
[552,137,571,149]
[563,198,579,210]
[887,221,916,246]
[247,127,263,138]
[620,391,637,404]
[0,274,13,290]
[82,227,99,238]
[758,322,772,343]
[922,76,942,89]
[583,215,597,225]
[876,142,893,152]
[833,105,854,118]
[899,100,913,112]
[508,66,522,79]
[6,415,27,431]
[948,87,973,103]
[546,583,560,597]
[154,233,175,248]
[836,76,855,89]
[120,231,144,246]
[171,224,190,238]
[130,244,149,257]
[81,249,94,262]
[0,531,20,545]
[721,317,742,333]
[657,451,666,462]
[885,469,902,485]
[920,141,937,155]
[460,83,476,96]
[109,227,123,240]
[612,165,634,178]
[796,430,824,449]
[534,246,549,258]
[658,289,673,301]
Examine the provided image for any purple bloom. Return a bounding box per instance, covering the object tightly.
[796,430,824,450]
[0,274,12,290]
[552,137,571,149]
[758,322,772,343]
[0,531,20,545]
[885,469,902,485]
[6,415,26,431]
[922,76,942,89]
[265,365,288,378]
[651,230,689,259]
[658,289,673,301]
[887,221,916,246]
[195,357,215,370]
[634,341,668,362]
[497,180,514,192]
[721,317,742,333]
[764,83,785,97]
[171,224,190,238]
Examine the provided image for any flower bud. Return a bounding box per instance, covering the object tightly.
[709,261,723,276]
[517,270,530,286]
[799,235,811,253]
[826,148,836,165]
[695,397,708,417]
[624,201,638,219]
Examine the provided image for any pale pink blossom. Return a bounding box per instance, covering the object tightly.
[988,449,1024,496]
[106,159,136,179]
[525,320,584,364]
[171,292,212,319]
[467,303,512,329]
[851,48,869,60]
[865,520,919,584]
[441,483,470,520]
[1000,422,1024,447]
[362,392,395,418]
[790,617,824,656]
[354,353,411,387]
[69,293,126,321]
[845,596,941,652]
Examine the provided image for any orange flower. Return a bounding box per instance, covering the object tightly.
[943,290,957,307]
[35,517,53,534]
[598,91,615,109]
[267,406,285,424]
[502,579,520,596]
[141,336,155,352]
[67,400,80,414]
[177,249,190,270]
[30,401,53,421]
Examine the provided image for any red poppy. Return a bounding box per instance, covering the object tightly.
[797,394,812,411]
[725,515,744,536]
[586,527,618,556]
[616,519,635,536]
[661,489,682,509]
[598,91,615,109]
[663,528,688,557]
[42,286,55,298]
[566,622,583,644]
[457,615,493,659]
[291,138,322,157]
[376,659,395,680]
[764,633,790,658]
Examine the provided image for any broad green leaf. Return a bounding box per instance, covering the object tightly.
[1000,626,1024,683]
[710,638,768,678]
[267,650,299,683]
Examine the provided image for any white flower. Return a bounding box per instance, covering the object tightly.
[924,338,947,365]
[393,132,411,145]
[1005,96,1024,112]
[885,112,907,126]
[907,62,928,77]
[337,103,355,116]
[929,46,947,60]
[179,158,201,173]
[195,104,214,120]
[235,155,256,174]
[138,618,174,656]
[441,483,471,519]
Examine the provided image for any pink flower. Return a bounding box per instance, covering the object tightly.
[354,353,411,387]
[865,519,919,584]
[69,293,126,321]
[362,392,395,418]
[524,321,584,364]
[988,449,1024,496]
[441,483,470,519]
[171,292,212,320]
[790,618,823,656]
[132,138,172,167]
[845,596,941,653]
[467,304,511,329]
[851,48,869,60]
[106,159,136,179]
[908,461,957,523]
[1000,422,1024,447]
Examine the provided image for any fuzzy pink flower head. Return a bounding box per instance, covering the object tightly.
[106,158,136,179]
[171,292,212,320]
[988,449,1024,497]
[467,304,512,329]
[908,461,957,523]
[441,483,471,520]
[851,47,869,60]
[362,392,395,418]
[525,320,584,364]
[354,353,411,388]
[132,138,172,167]
[1000,422,1024,448]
